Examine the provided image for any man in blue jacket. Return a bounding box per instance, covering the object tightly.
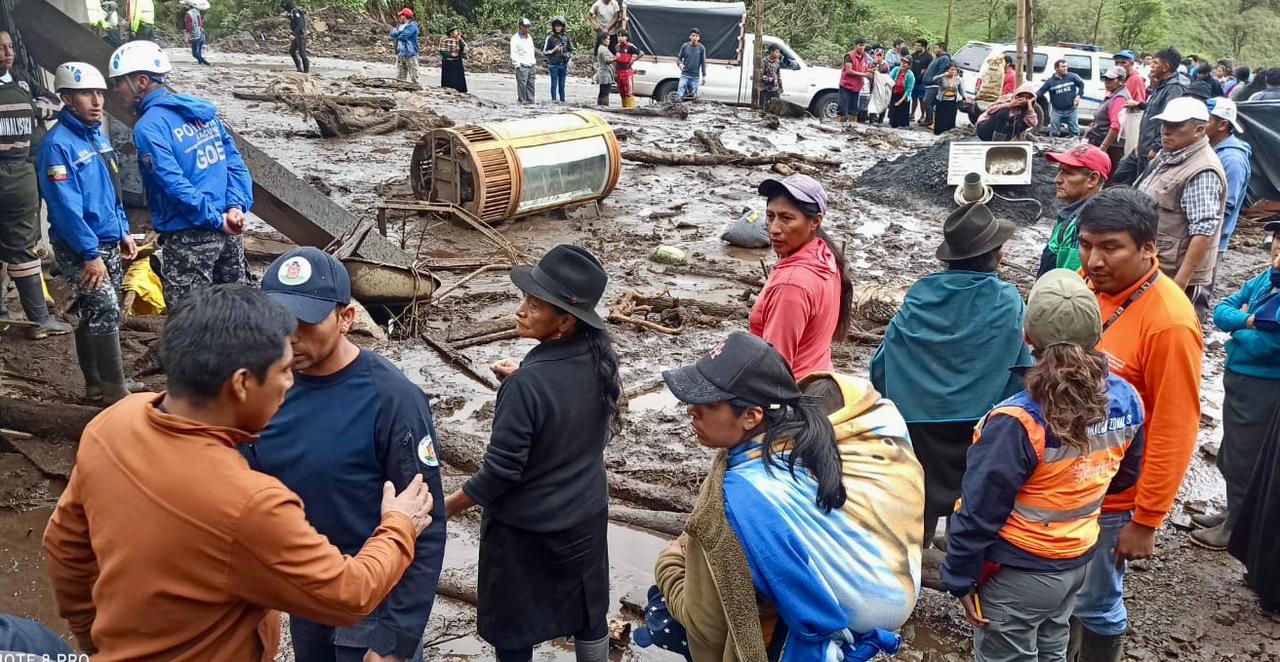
[1206,98,1252,271]
[248,248,446,662]
[391,8,420,85]
[1037,59,1085,137]
[108,41,252,308]
[37,62,138,403]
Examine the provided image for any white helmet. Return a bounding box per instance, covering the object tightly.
[54,62,108,93]
[108,41,172,79]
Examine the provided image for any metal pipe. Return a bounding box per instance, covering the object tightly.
[961,172,987,203]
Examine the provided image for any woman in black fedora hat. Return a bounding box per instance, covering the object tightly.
[444,244,621,662]
[871,203,1032,548]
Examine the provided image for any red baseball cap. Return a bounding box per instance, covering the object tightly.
[398,7,414,17]
[1045,144,1112,181]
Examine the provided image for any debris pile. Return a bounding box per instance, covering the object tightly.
[232,75,453,137]
[855,140,1060,225]
[215,6,397,61]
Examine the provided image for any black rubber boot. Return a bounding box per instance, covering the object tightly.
[1078,625,1125,662]
[74,327,103,402]
[573,635,610,662]
[14,274,71,339]
[89,332,132,404]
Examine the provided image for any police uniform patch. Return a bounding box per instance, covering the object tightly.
[46,165,68,182]
[417,433,439,467]
[277,256,312,286]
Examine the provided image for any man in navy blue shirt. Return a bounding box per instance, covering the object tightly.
[248,247,445,662]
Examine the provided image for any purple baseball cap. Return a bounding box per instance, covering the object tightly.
[757,174,829,214]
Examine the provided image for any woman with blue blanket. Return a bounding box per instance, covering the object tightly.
[645,331,924,662]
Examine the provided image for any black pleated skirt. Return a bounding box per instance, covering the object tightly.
[476,509,610,649]
[908,420,979,519]
[1229,398,1280,613]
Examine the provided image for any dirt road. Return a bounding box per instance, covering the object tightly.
[0,43,1276,661]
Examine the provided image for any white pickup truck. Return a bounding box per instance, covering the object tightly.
[624,0,844,118]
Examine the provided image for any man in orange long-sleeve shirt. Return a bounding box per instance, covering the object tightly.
[1070,187,1203,661]
[42,284,436,661]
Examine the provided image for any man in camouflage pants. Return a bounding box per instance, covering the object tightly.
[39,61,140,403]
[109,41,252,309]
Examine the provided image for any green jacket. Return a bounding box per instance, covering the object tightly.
[1038,198,1089,277]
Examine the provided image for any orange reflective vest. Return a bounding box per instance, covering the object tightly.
[974,377,1145,560]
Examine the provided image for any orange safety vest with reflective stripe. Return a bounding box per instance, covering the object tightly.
[974,381,1144,560]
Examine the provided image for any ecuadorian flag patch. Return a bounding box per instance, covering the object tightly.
[46,165,68,182]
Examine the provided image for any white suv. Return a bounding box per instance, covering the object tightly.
[951,42,1115,123]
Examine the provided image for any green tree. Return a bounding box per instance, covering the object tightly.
[1110,0,1167,50]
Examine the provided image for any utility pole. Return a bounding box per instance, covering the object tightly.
[1024,0,1035,80]
[944,0,954,46]
[1015,0,1026,81]
[751,0,764,106]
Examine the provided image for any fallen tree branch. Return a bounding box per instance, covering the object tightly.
[420,334,499,391]
[453,329,519,349]
[438,569,478,605]
[347,75,421,91]
[595,103,688,120]
[623,149,840,168]
[447,316,517,343]
[231,91,396,110]
[439,430,694,512]
[608,312,682,335]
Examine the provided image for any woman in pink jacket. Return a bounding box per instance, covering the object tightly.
[750,175,852,379]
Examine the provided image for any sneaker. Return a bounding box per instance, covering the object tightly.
[1192,510,1228,529]
[30,316,72,340]
[1189,521,1232,550]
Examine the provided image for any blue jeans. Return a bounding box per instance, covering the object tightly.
[290,615,425,662]
[1049,107,1080,137]
[1072,510,1131,636]
[190,36,208,64]
[838,88,860,120]
[677,74,700,99]
[549,64,568,102]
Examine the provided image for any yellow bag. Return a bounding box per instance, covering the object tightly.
[123,249,166,316]
[621,95,637,109]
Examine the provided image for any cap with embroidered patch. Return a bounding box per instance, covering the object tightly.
[261,247,352,325]
[663,332,800,408]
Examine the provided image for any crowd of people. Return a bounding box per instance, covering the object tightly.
[0,4,1279,662]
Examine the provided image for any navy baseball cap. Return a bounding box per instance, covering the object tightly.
[261,247,352,325]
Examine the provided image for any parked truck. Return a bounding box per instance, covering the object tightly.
[624,0,844,118]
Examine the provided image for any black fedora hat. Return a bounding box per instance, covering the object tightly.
[510,244,608,329]
[936,202,1015,261]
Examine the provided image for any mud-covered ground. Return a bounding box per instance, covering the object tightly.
[1,44,1278,661]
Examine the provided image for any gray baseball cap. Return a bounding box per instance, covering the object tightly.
[757,174,829,214]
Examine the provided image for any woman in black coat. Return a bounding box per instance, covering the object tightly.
[440,26,467,93]
[445,244,622,662]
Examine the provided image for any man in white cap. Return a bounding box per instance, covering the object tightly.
[1135,96,1226,320]
[1206,98,1252,266]
[37,62,139,403]
[510,18,537,104]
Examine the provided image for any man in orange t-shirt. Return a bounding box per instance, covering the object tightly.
[1070,187,1203,660]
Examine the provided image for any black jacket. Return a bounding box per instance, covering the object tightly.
[463,333,611,531]
[543,33,574,67]
[1138,72,1189,159]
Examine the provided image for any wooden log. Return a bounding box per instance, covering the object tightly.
[446,316,517,343]
[347,75,421,91]
[439,429,695,512]
[231,91,396,110]
[653,263,764,289]
[420,334,499,391]
[0,396,100,442]
[437,569,478,605]
[622,149,841,168]
[609,506,686,537]
[595,103,688,120]
[624,292,744,320]
[453,329,518,349]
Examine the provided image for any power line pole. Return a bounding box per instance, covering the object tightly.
[1015,0,1026,81]
[1024,0,1035,79]
[944,0,954,46]
[752,0,764,106]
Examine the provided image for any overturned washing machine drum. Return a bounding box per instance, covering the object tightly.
[410,111,622,224]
